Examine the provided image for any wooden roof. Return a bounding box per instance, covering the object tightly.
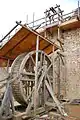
[0,25,57,62]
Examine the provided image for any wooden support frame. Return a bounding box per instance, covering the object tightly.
[0,80,15,119]
[34,35,39,115]
[0,48,67,119]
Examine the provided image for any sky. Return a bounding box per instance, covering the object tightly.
[0,0,78,39]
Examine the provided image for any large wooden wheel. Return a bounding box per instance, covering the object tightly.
[11,50,53,105]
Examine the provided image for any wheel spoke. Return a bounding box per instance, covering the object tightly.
[21,71,35,76]
[30,55,35,65]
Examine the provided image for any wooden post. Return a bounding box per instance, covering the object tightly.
[7,59,10,72]
[78,1,80,18]
[57,6,61,44]
[43,55,47,106]
[44,10,47,38]
[58,27,60,40]
[34,35,39,116]
[33,12,35,27]
[52,46,55,91]
[57,56,60,99]
[26,14,28,25]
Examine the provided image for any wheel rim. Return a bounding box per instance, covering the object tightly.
[11,51,53,105]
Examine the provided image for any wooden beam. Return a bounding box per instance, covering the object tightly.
[34,35,39,115]
[45,80,67,116]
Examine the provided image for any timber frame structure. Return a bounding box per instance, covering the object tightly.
[0,2,80,120]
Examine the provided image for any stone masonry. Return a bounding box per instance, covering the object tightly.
[50,28,80,100]
[63,28,80,99]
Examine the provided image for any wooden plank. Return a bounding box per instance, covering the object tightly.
[0,27,30,56]
[43,45,53,54]
[6,38,51,58]
[4,32,36,58]
[60,18,80,30]
[41,18,80,35]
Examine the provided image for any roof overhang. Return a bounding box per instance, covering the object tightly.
[0,24,58,66]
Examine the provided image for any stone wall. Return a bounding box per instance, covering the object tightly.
[63,28,80,99]
[50,28,80,100]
